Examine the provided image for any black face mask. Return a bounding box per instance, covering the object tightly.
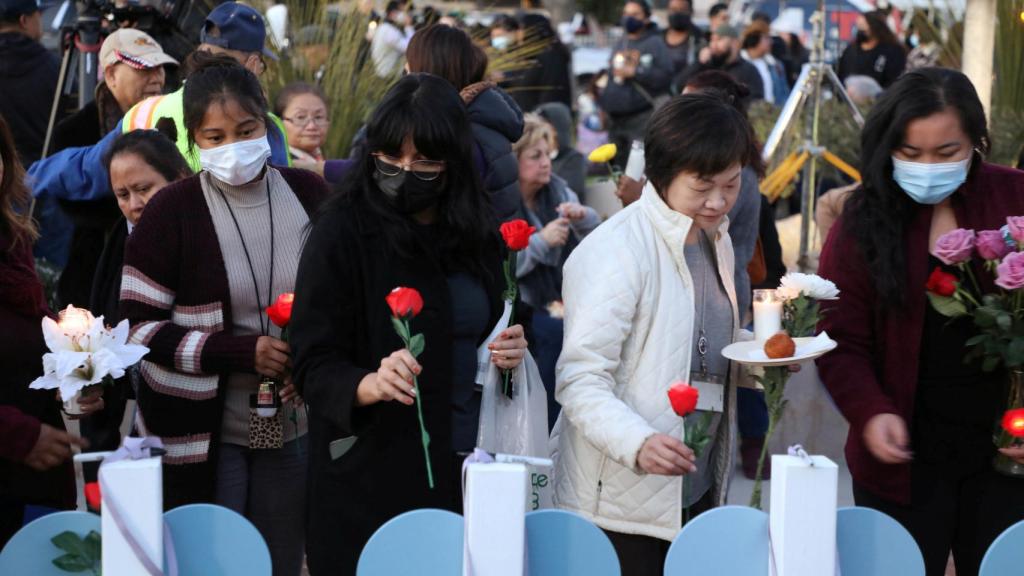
[710,52,730,67]
[373,170,446,214]
[668,12,691,32]
[855,30,870,44]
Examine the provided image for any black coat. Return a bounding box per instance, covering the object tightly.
[291,197,507,575]
[463,82,524,223]
[0,32,60,165]
[79,219,131,482]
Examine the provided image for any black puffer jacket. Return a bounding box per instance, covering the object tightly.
[461,82,524,222]
[0,32,59,165]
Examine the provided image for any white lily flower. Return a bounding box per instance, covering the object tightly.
[778,273,840,300]
[29,306,149,402]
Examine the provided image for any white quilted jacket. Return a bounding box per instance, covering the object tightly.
[551,184,741,541]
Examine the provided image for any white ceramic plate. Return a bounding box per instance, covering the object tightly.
[721,336,838,367]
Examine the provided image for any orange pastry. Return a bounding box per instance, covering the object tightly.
[764,333,796,359]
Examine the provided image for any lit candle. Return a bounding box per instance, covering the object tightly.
[753,289,783,341]
[58,305,94,337]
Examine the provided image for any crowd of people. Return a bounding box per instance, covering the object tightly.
[1,1,1023,575]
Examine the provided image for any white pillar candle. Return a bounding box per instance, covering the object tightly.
[753,289,784,341]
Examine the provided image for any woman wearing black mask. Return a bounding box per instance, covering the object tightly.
[663,0,704,77]
[837,10,906,88]
[290,73,530,576]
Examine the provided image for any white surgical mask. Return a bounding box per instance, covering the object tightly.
[199,136,272,186]
[491,35,512,50]
[891,155,971,205]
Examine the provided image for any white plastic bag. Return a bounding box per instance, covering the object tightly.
[476,350,553,510]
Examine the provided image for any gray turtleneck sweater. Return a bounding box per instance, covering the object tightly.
[200,168,309,447]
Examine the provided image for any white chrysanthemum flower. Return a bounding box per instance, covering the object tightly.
[778,273,840,300]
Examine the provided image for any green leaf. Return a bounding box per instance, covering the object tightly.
[408,334,425,358]
[390,317,410,341]
[998,313,1013,331]
[52,531,89,557]
[927,293,968,317]
[84,531,101,562]
[52,554,93,573]
[983,355,1002,373]
[965,334,989,347]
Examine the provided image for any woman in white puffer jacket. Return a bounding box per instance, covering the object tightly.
[552,93,762,576]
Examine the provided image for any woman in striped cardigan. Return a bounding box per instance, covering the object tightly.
[119,53,327,576]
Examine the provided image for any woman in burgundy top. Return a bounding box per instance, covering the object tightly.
[0,113,86,548]
[817,68,1024,575]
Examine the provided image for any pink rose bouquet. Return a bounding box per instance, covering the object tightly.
[928,219,1024,477]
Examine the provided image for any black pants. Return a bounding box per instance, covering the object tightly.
[0,496,24,550]
[853,462,1024,576]
[603,490,714,576]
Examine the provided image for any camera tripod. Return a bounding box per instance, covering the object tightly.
[760,1,865,272]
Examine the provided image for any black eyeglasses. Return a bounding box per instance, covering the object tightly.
[373,154,446,181]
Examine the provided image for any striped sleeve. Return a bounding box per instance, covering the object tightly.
[120,181,258,378]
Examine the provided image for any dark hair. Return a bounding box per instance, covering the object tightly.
[385,1,403,15]
[863,10,900,48]
[741,29,765,50]
[644,93,759,196]
[843,67,988,308]
[104,119,192,187]
[682,70,764,176]
[327,73,496,272]
[492,14,520,32]
[182,51,270,151]
[274,82,329,118]
[626,0,652,18]
[0,113,36,245]
[406,25,487,90]
[709,3,729,18]
[751,11,771,25]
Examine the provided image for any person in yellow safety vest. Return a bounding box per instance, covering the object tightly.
[28,2,291,204]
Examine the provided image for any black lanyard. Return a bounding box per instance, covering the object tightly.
[215,177,274,336]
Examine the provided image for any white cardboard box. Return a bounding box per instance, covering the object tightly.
[769,454,838,576]
[100,457,163,575]
[462,463,529,576]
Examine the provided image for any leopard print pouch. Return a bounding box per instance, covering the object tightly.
[248,394,284,450]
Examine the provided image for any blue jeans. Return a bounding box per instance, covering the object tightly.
[737,387,769,438]
[215,436,308,576]
[530,309,564,431]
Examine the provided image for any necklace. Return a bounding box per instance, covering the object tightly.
[214,176,274,336]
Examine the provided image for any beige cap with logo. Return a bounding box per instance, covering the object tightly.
[100,29,179,70]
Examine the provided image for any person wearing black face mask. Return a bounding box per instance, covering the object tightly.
[599,0,673,168]
[837,10,906,88]
[663,0,705,78]
[290,74,531,575]
[674,24,763,104]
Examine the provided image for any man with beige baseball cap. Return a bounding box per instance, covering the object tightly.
[52,28,178,153]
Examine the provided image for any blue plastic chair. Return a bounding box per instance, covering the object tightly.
[836,506,925,576]
[525,509,620,576]
[164,503,271,575]
[664,505,769,575]
[357,509,464,576]
[980,519,1024,576]
[0,511,101,575]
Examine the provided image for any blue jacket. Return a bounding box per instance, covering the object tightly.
[27,117,289,265]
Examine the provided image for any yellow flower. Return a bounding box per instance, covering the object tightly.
[588,143,618,164]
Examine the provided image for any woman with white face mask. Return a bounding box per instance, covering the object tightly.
[817,67,1024,576]
[118,52,329,576]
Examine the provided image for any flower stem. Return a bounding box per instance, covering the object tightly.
[412,374,434,489]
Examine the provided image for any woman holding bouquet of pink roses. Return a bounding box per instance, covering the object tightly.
[818,67,1024,576]
[290,74,529,576]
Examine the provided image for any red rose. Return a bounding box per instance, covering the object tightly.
[266,292,295,328]
[668,381,699,417]
[925,267,957,297]
[85,481,101,511]
[500,219,536,251]
[386,287,424,318]
[1003,408,1024,438]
